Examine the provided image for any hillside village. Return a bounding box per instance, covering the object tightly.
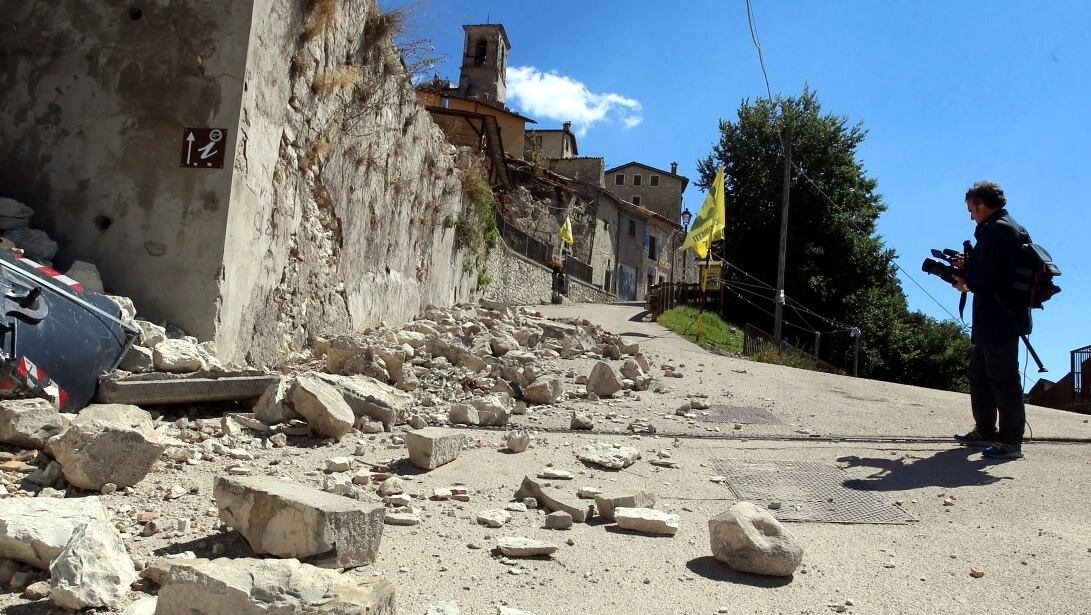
[0,2,1089,615]
[417,23,696,304]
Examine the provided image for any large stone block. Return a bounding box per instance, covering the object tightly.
[46,419,165,490]
[577,442,640,470]
[0,398,66,449]
[49,518,137,610]
[289,374,355,439]
[315,373,413,428]
[405,428,466,470]
[0,497,109,569]
[709,502,804,577]
[155,557,396,615]
[214,475,385,568]
[73,403,154,435]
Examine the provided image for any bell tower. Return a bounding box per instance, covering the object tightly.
[457,24,510,105]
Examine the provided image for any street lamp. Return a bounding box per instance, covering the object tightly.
[680,209,692,283]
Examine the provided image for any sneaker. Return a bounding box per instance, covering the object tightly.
[983,442,1024,459]
[954,429,995,446]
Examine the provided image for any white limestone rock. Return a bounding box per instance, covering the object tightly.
[594,489,657,522]
[253,377,294,425]
[289,374,356,439]
[522,376,564,405]
[544,511,573,530]
[49,519,137,610]
[405,427,466,470]
[0,398,66,449]
[505,429,531,453]
[316,373,414,428]
[154,557,396,615]
[614,507,679,536]
[73,403,153,435]
[153,338,204,373]
[118,345,155,372]
[0,497,110,569]
[46,419,165,490]
[214,475,386,568]
[64,260,105,294]
[120,597,158,615]
[496,537,558,557]
[709,501,804,577]
[134,319,167,349]
[476,509,512,528]
[586,361,624,397]
[577,442,641,470]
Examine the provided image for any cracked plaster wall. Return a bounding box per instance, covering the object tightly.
[0,0,251,341]
[0,0,475,365]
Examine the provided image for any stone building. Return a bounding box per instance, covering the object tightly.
[605,162,689,223]
[527,122,578,160]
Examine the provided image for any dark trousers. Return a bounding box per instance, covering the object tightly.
[967,339,1025,444]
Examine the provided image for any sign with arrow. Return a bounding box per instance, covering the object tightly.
[180,128,228,168]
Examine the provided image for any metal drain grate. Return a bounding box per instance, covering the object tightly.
[702,405,785,425]
[715,459,917,524]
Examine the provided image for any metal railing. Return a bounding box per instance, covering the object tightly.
[1073,344,1091,404]
[743,323,847,375]
[646,282,722,318]
[492,208,594,284]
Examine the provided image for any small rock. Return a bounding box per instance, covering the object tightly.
[545,511,573,530]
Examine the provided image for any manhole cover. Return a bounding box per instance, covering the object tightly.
[702,405,784,425]
[714,459,917,524]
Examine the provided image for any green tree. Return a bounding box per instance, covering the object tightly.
[697,86,970,390]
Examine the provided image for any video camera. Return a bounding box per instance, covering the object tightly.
[921,240,973,286]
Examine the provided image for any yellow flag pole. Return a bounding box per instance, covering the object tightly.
[695,248,711,343]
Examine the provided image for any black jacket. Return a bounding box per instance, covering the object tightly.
[965,208,1032,344]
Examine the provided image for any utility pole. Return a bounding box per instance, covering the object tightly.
[772,124,792,342]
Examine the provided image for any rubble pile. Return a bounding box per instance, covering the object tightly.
[0,297,761,613]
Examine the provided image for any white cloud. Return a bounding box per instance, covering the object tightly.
[506,66,642,136]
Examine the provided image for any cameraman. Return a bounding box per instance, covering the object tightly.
[951,180,1030,459]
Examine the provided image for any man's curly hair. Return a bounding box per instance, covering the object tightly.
[965,180,1007,210]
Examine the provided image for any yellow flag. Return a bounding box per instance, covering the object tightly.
[679,166,726,259]
[559,216,573,245]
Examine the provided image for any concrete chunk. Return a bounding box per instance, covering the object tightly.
[614,507,680,536]
[316,373,413,428]
[515,475,587,522]
[73,403,153,435]
[0,497,110,569]
[594,489,656,522]
[47,419,165,490]
[289,374,355,439]
[405,427,466,470]
[0,398,66,449]
[577,442,640,470]
[155,557,396,615]
[95,371,280,405]
[214,475,385,568]
[49,518,137,610]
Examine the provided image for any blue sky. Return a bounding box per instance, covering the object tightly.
[404,0,1090,389]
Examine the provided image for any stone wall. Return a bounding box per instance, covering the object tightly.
[219,0,476,364]
[483,242,614,306]
[548,157,605,187]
